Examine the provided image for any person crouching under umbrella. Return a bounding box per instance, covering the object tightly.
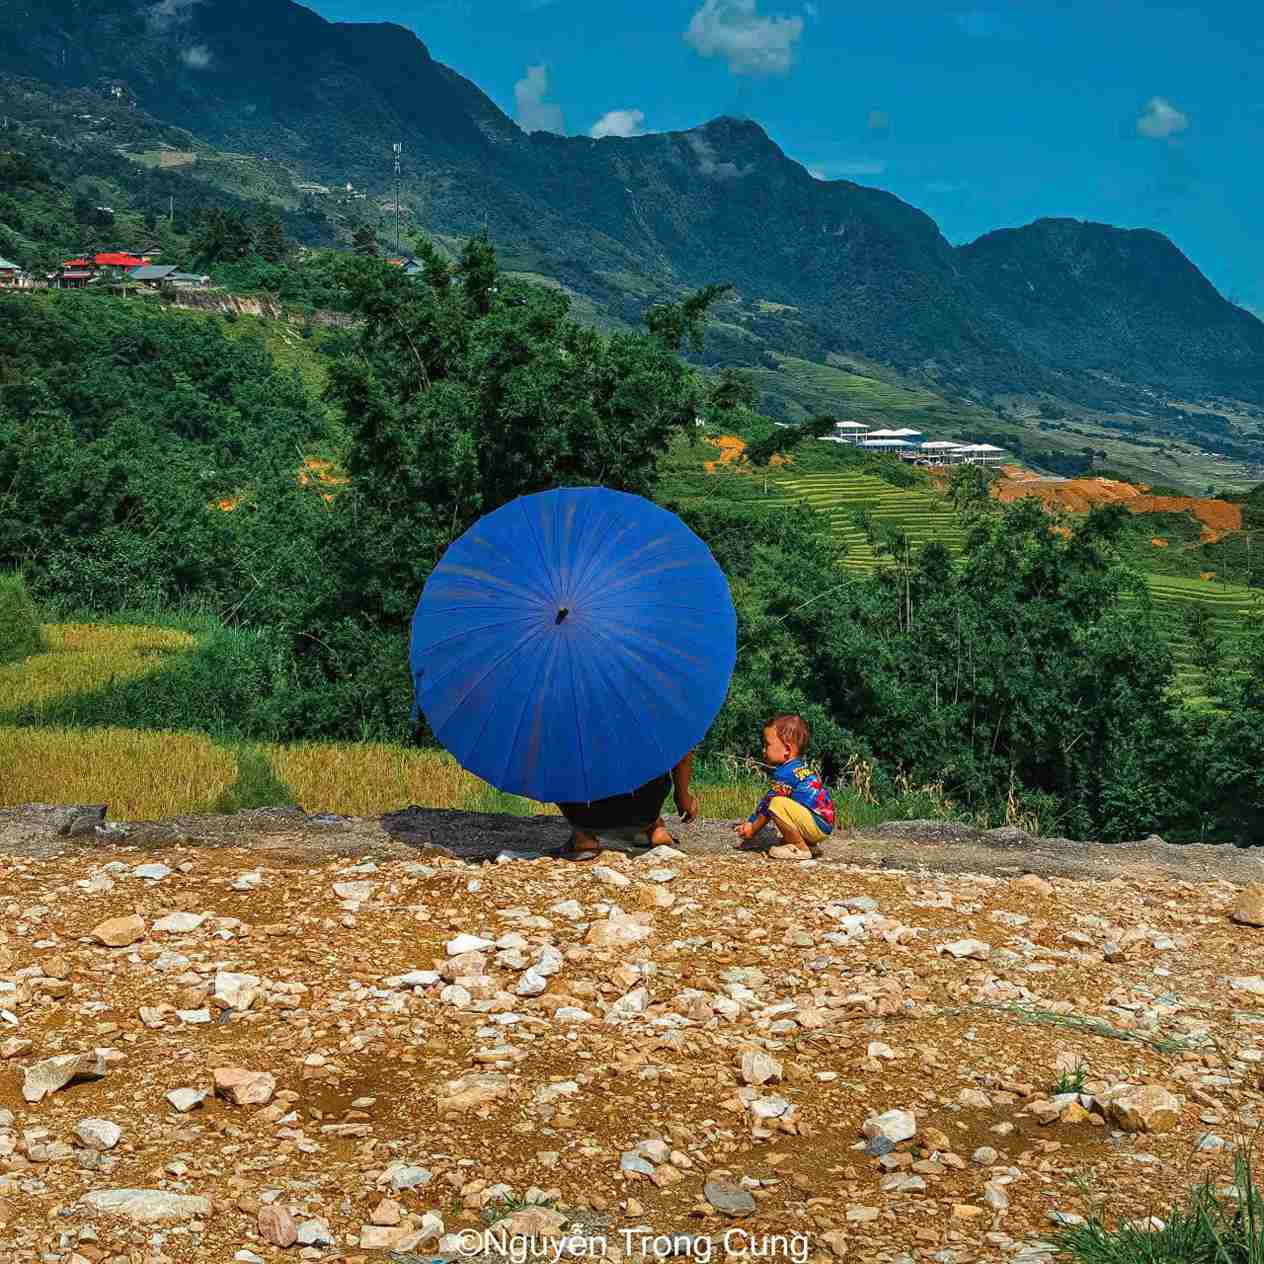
[557,751,699,861]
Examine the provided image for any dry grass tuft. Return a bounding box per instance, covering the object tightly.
[0,725,237,818]
[0,624,196,711]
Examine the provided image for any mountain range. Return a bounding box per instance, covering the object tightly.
[2,0,1263,471]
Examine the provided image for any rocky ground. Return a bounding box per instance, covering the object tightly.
[2,802,1264,1264]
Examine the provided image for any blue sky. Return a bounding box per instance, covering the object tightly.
[307,0,1264,316]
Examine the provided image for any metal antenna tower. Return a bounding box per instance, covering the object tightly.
[392,142,403,254]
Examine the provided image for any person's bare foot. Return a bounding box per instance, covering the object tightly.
[645,823,675,848]
[768,843,813,861]
[563,831,602,862]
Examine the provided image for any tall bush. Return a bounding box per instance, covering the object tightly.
[0,572,45,664]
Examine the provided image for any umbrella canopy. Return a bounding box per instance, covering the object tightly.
[411,487,737,804]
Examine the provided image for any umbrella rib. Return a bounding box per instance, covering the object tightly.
[493,633,558,796]
[518,496,562,604]
[562,634,590,804]
[423,625,546,721]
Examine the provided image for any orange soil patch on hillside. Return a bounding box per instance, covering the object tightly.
[995,471,1241,542]
[1151,538,1169,549]
[703,434,790,473]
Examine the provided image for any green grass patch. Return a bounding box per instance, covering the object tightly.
[0,573,46,665]
[1056,1148,1264,1264]
[209,742,298,813]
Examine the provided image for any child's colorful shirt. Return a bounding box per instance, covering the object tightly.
[748,757,835,834]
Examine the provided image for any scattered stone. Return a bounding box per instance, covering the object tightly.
[863,1108,917,1145]
[212,970,261,1011]
[165,1088,208,1113]
[81,1189,210,1223]
[131,863,172,882]
[739,1049,783,1086]
[1096,1084,1181,1134]
[258,1204,298,1247]
[939,939,991,960]
[153,911,205,933]
[22,1051,107,1103]
[74,1118,121,1150]
[438,1071,508,1114]
[212,1067,276,1106]
[89,915,146,948]
[703,1178,756,1216]
[1231,886,1264,928]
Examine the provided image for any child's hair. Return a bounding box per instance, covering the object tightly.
[766,713,809,754]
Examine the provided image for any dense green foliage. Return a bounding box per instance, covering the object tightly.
[2,241,1262,843]
[0,571,44,664]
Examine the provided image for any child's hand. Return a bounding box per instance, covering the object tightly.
[734,821,754,841]
[678,793,700,823]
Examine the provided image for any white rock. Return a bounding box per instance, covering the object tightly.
[739,1050,783,1086]
[862,1108,917,1144]
[939,939,992,960]
[516,968,548,997]
[333,880,374,902]
[177,1008,211,1024]
[606,986,649,1023]
[131,863,172,882]
[153,912,204,934]
[81,1189,210,1223]
[22,1051,107,1103]
[212,970,261,1011]
[230,871,261,891]
[591,865,631,888]
[446,933,495,955]
[387,970,440,989]
[74,1118,121,1150]
[1230,976,1264,996]
[534,1080,580,1106]
[165,1088,207,1113]
[381,1162,433,1190]
[296,1218,332,1245]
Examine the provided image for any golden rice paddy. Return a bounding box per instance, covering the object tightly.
[3,621,762,822]
[264,741,559,818]
[0,725,237,819]
[0,623,196,711]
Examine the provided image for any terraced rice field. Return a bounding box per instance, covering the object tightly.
[775,473,1261,701]
[1135,573,1259,700]
[775,472,966,570]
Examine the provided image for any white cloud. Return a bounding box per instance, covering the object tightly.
[591,108,646,139]
[1136,96,1189,140]
[687,131,745,180]
[684,0,805,77]
[514,64,565,134]
[180,44,213,70]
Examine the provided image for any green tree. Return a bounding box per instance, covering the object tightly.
[191,209,255,264]
[352,223,377,257]
[255,211,289,264]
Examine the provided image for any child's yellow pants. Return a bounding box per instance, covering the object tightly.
[767,797,828,845]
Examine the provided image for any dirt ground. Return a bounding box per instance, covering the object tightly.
[991,470,1243,542]
[2,804,1263,1264]
[2,803,1261,885]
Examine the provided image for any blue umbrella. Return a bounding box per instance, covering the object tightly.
[411,487,736,804]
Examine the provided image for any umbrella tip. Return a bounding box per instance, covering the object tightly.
[555,607,570,625]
